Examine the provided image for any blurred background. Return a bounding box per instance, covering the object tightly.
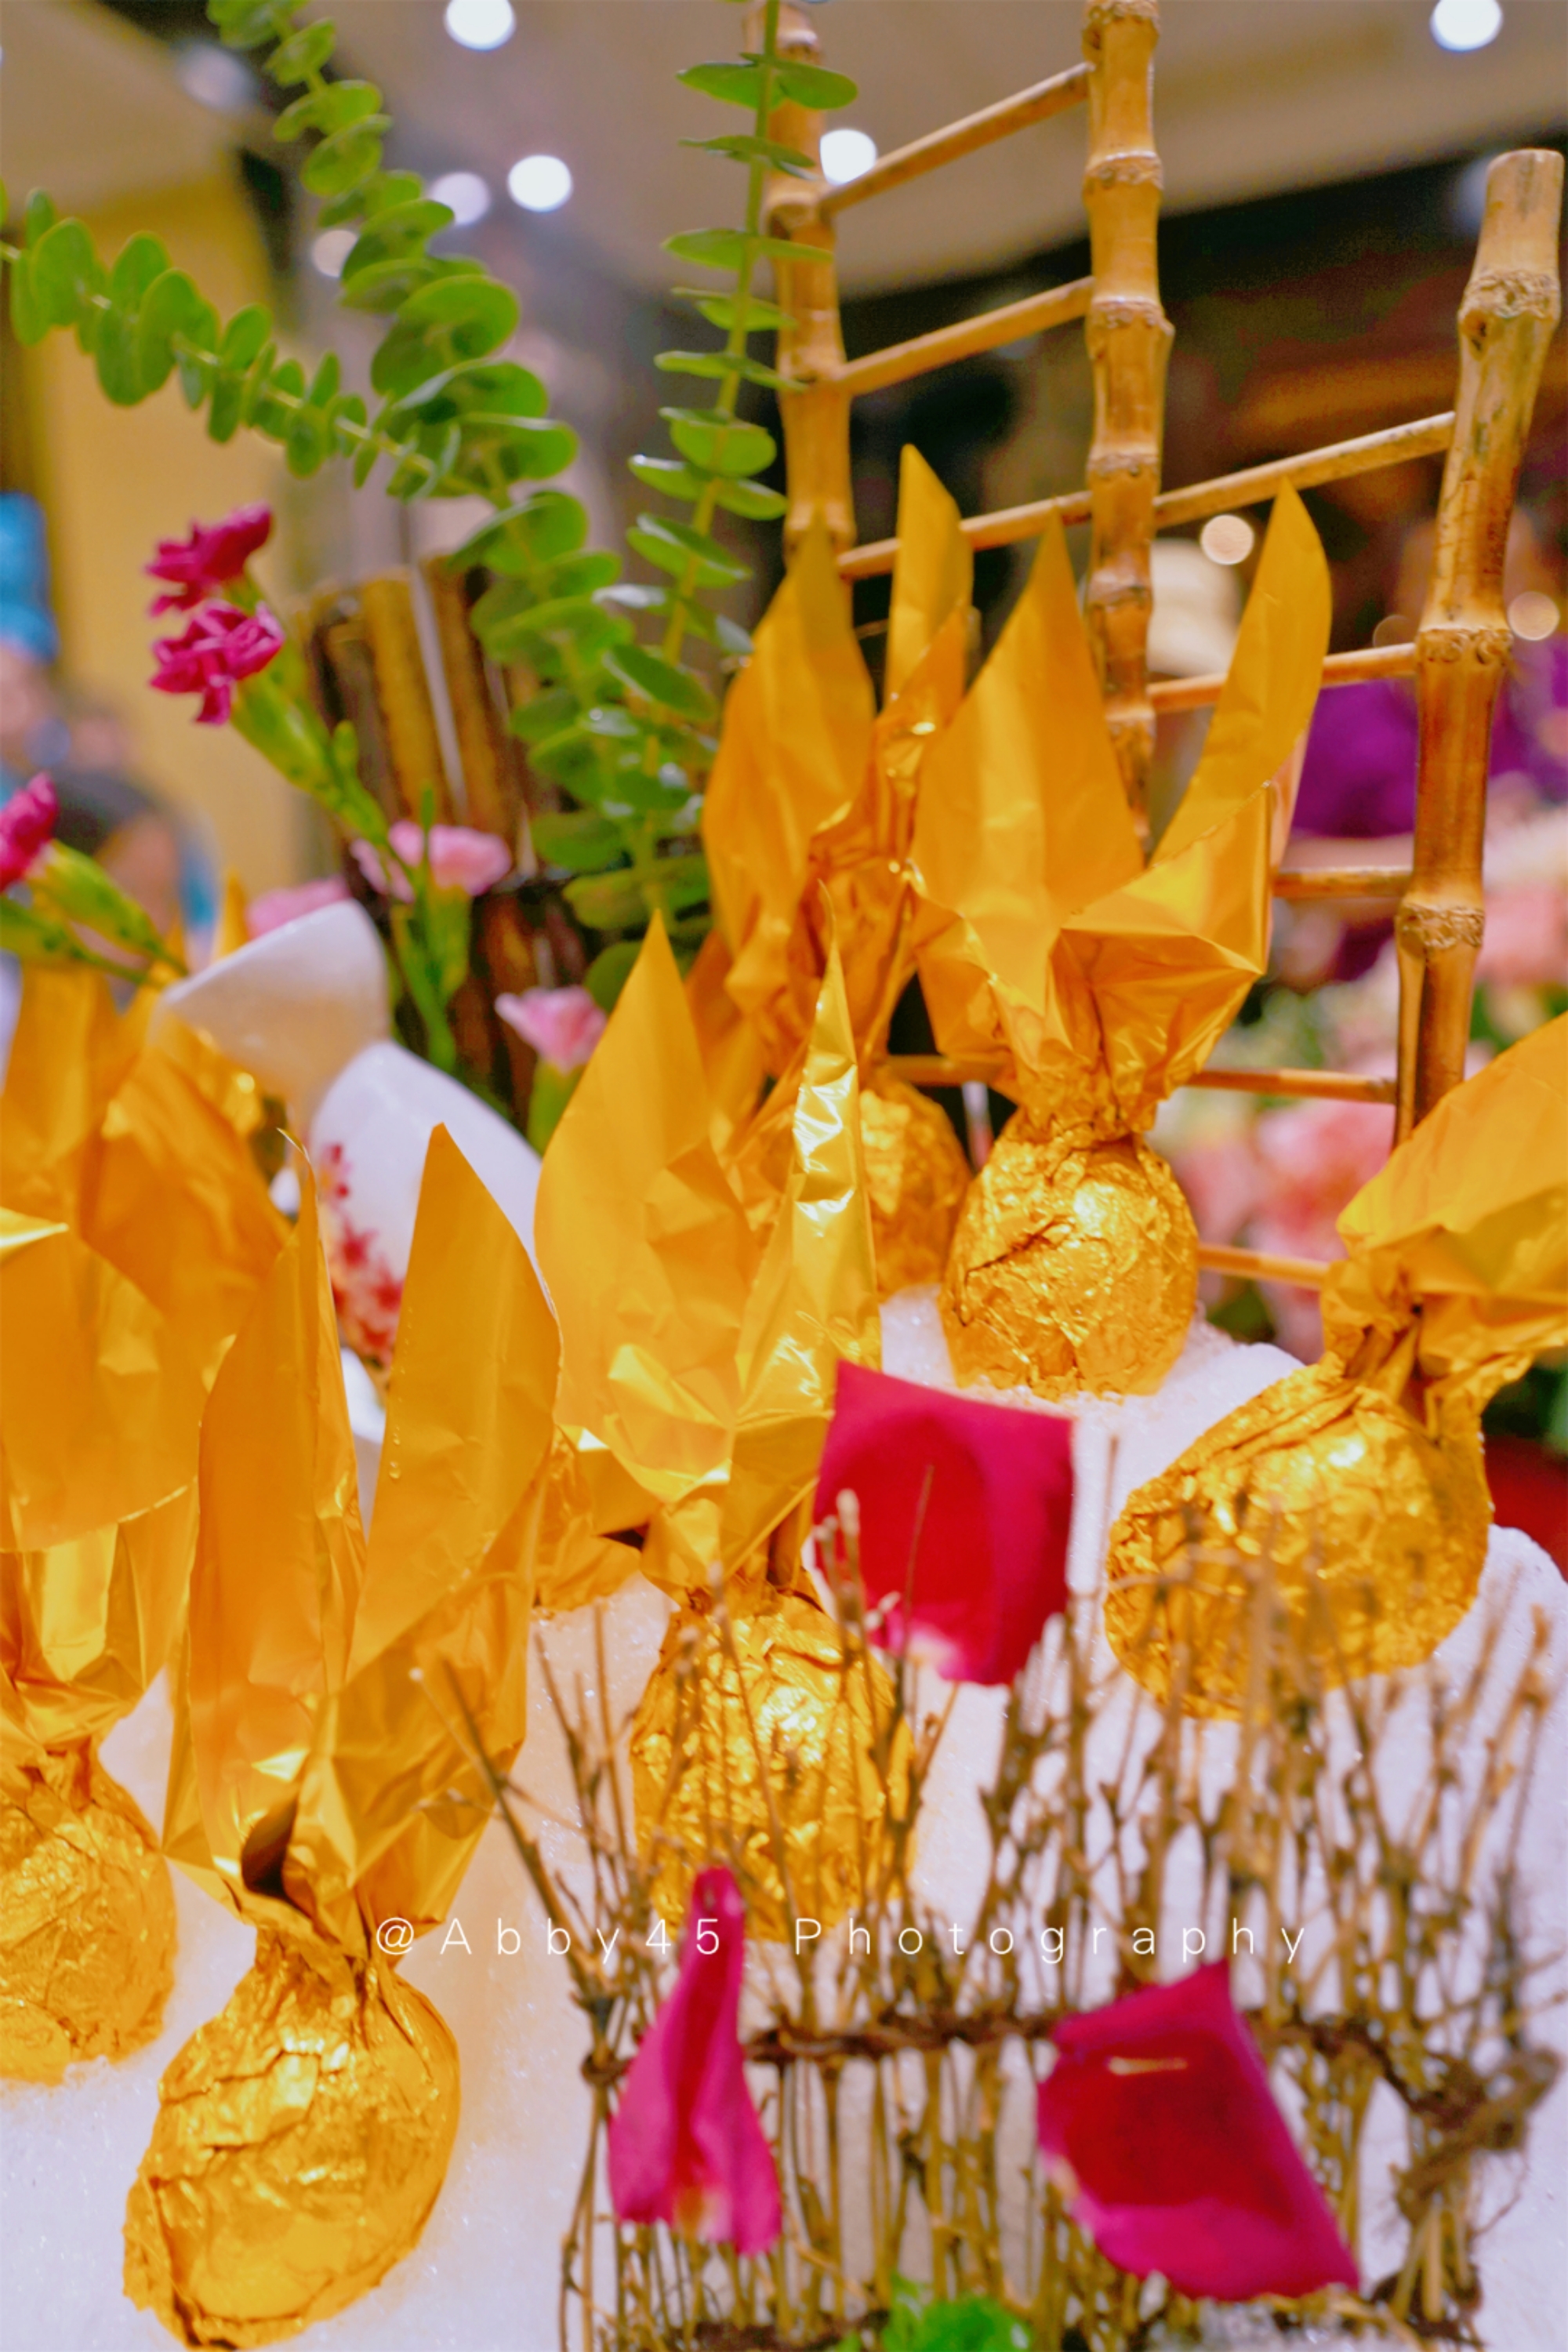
[2,0,1565,1499]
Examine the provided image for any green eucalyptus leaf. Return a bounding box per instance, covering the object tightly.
[24,191,59,248]
[302,118,390,198]
[220,303,273,368]
[677,60,767,109]
[449,488,585,574]
[483,416,576,481]
[628,454,703,501]
[679,288,794,334]
[475,590,607,656]
[627,514,748,590]
[207,373,245,442]
[604,642,717,723]
[317,168,422,229]
[662,226,822,271]
[109,232,172,310]
[564,867,650,932]
[307,349,341,406]
[397,273,521,357]
[7,252,47,348]
[655,349,793,390]
[772,60,858,109]
[275,80,383,143]
[713,475,787,521]
[335,256,442,314]
[683,134,814,176]
[661,407,775,477]
[267,19,336,83]
[328,390,368,449]
[583,939,641,1011]
[31,218,98,328]
[94,307,145,405]
[285,404,329,475]
[342,197,453,278]
[136,269,212,390]
[509,686,579,744]
[211,0,281,51]
[530,809,626,874]
[390,355,545,423]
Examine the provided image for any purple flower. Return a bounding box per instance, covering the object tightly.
[494,985,606,1071]
[607,1867,780,2252]
[1,772,59,889]
[149,601,285,725]
[146,504,273,613]
[350,822,512,903]
[1036,1962,1359,2301]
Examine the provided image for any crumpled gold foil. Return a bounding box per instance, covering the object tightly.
[706,454,977,1293]
[860,1074,970,1298]
[630,1581,907,1940]
[1105,1018,1568,1713]
[914,487,1330,1396]
[2,1211,200,2080]
[942,1110,1197,1399]
[125,1928,458,2349]
[134,1130,561,2343]
[0,1740,176,2082]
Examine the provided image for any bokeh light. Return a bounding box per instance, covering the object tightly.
[1200,514,1255,567]
[430,171,492,227]
[508,154,573,213]
[1429,0,1503,53]
[820,128,879,186]
[444,0,516,51]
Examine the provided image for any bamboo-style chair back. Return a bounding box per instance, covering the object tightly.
[761,0,1563,1298]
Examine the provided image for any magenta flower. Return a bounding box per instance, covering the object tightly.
[1036,1962,1359,2301]
[1,772,59,890]
[350,822,511,903]
[814,1364,1073,1686]
[607,1867,780,2253]
[495,984,606,1071]
[146,503,273,612]
[150,601,285,726]
[244,875,350,938]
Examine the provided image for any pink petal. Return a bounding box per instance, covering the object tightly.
[1037,1963,1359,2301]
[494,985,606,1070]
[245,877,351,938]
[0,772,60,890]
[815,1364,1073,1686]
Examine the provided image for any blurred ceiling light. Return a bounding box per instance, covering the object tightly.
[445,0,516,51]
[820,127,878,186]
[311,228,357,280]
[1429,0,1503,51]
[508,154,572,213]
[1508,590,1559,641]
[430,171,492,227]
[174,39,257,113]
[1200,514,1254,567]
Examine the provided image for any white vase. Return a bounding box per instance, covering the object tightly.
[158,901,542,1365]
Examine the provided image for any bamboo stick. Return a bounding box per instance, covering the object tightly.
[761,3,855,555]
[1397,150,1563,1138]
[1272,867,1411,903]
[1197,1243,1329,1290]
[1149,640,1417,713]
[1080,0,1172,838]
[421,557,521,842]
[880,1055,1395,1105]
[837,412,1457,582]
[832,278,1093,399]
[354,575,455,821]
[818,65,1091,218]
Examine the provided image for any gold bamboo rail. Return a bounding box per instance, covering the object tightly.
[831,280,1094,398]
[1080,0,1171,835]
[882,1055,1397,1108]
[1149,639,1416,713]
[1197,1243,1328,1290]
[1397,148,1564,1138]
[837,413,1457,580]
[818,65,1090,217]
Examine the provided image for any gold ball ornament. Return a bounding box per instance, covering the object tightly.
[0,1743,176,2083]
[859,1075,971,1299]
[1104,1360,1492,1719]
[630,1585,909,1942]
[940,1106,1197,1399]
[125,1930,459,2348]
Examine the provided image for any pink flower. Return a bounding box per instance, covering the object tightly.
[494,985,606,1071]
[0,771,58,889]
[607,1867,780,2253]
[1475,884,1568,989]
[245,876,350,939]
[350,822,511,903]
[1036,1962,1358,2301]
[150,600,285,725]
[146,503,273,612]
[815,1363,1073,1686]
[1171,1132,1268,1248]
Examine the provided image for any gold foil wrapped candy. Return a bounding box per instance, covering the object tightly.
[1104,1018,1568,1715]
[536,919,903,1933]
[704,451,975,1293]
[128,1132,560,2346]
[913,487,1332,1398]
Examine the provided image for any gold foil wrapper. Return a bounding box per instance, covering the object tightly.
[630,1586,907,1942]
[860,1074,969,1299]
[125,1930,459,2349]
[0,1742,175,2083]
[941,1107,1196,1399]
[1103,1360,1491,1719]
